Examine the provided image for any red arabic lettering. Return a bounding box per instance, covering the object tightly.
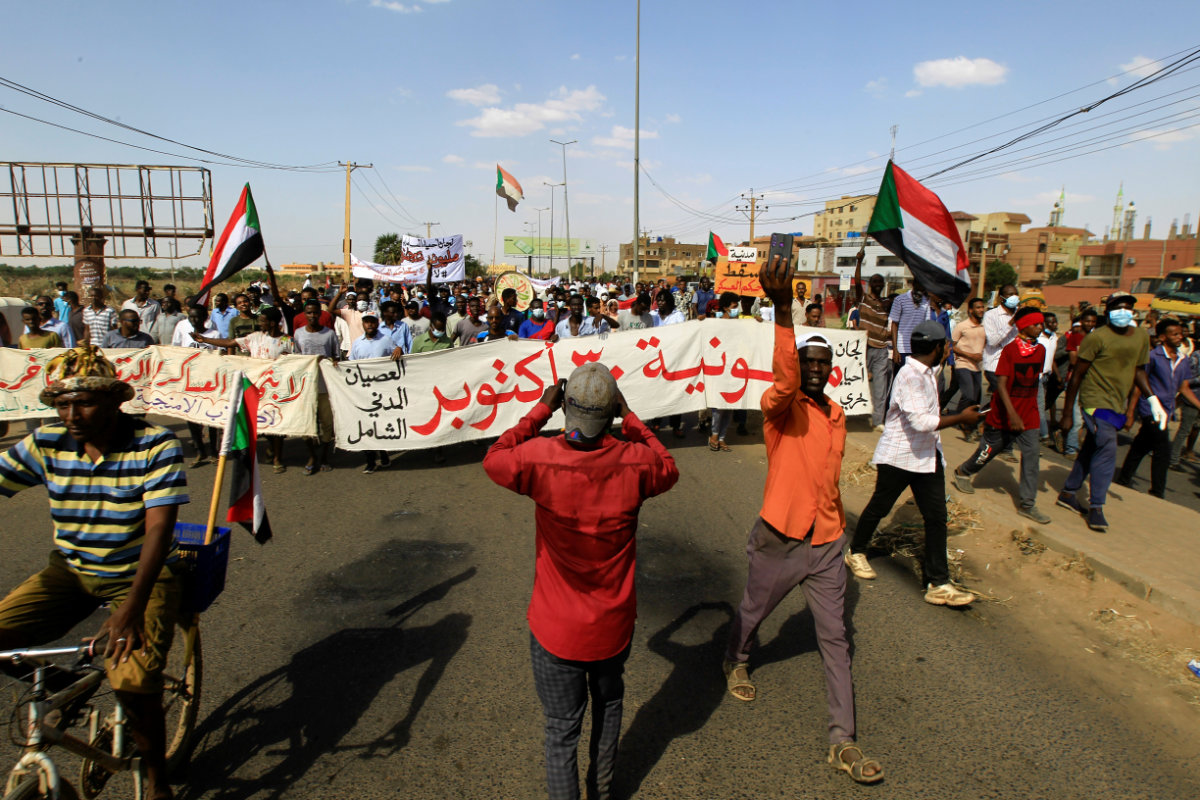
[0,357,43,391]
[570,349,604,368]
[410,383,472,436]
[721,357,774,403]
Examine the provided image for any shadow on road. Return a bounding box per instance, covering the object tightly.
[181,567,475,800]
[614,602,733,799]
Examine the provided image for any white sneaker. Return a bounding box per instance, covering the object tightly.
[844,552,877,580]
[924,583,974,607]
[872,424,885,433]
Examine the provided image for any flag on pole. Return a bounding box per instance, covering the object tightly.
[867,161,971,305]
[195,184,265,306]
[706,231,728,262]
[496,165,523,212]
[219,373,272,544]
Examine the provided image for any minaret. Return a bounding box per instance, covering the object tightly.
[1049,186,1065,227]
[1109,183,1124,241]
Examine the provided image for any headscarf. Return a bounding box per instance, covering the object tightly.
[38,345,134,406]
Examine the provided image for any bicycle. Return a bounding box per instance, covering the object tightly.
[0,618,201,800]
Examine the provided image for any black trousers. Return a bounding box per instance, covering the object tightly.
[851,461,950,586]
[1118,414,1171,498]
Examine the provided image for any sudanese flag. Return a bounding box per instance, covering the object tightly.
[196,184,265,306]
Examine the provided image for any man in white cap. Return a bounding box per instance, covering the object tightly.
[723,254,883,786]
[483,364,679,800]
[846,320,982,605]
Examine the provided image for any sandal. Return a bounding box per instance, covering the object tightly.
[273,464,287,474]
[828,742,884,784]
[303,464,316,476]
[722,660,755,702]
[718,440,731,452]
[709,436,720,452]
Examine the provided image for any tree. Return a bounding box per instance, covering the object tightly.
[1046,265,1079,285]
[373,233,403,265]
[464,254,488,279]
[985,260,1019,292]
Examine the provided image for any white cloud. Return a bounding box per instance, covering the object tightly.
[370,0,422,12]
[913,57,1008,88]
[1120,55,1158,79]
[905,89,922,98]
[394,86,413,97]
[394,164,432,172]
[664,113,682,124]
[1130,125,1199,150]
[864,78,888,97]
[570,53,581,61]
[472,160,519,170]
[457,86,606,138]
[442,154,464,164]
[592,124,658,149]
[840,164,876,177]
[446,83,502,106]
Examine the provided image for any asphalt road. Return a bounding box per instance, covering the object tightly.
[1,419,1198,799]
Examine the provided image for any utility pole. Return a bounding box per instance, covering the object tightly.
[736,190,767,247]
[421,221,440,238]
[889,124,898,161]
[339,160,373,280]
[551,139,576,277]
[632,0,641,284]
[599,244,610,278]
[545,183,563,277]
[534,207,548,275]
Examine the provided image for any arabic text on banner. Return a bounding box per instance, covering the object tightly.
[350,234,465,284]
[320,322,871,451]
[0,346,319,437]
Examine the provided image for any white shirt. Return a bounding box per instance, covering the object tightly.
[652,309,687,327]
[171,318,219,349]
[982,306,1017,373]
[1039,330,1058,376]
[873,357,944,473]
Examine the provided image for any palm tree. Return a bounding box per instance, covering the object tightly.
[374,233,404,265]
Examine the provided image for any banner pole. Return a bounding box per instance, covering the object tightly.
[203,457,227,546]
[491,193,499,273]
[205,371,244,545]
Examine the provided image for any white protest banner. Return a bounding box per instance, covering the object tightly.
[0,346,319,437]
[321,322,870,451]
[350,234,465,284]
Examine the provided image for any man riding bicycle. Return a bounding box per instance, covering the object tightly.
[0,345,189,800]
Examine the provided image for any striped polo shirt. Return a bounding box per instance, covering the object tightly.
[0,415,189,578]
[887,290,934,355]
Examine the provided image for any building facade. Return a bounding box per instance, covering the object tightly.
[1006,226,1093,287]
[1079,238,1200,291]
[619,236,710,279]
[811,195,876,242]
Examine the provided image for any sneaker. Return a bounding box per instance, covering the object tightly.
[1017,506,1051,525]
[872,424,885,433]
[925,583,974,607]
[844,553,877,580]
[1087,507,1109,532]
[1113,474,1132,487]
[1055,491,1086,515]
[951,470,975,494]
[363,464,376,474]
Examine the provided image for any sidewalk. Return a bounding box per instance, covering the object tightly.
[844,424,1200,626]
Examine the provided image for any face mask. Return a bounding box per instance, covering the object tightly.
[1108,308,1134,328]
[416,292,425,299]
[356,301,369,312]
[1003,295,1019,310]
[729,308,740,318]
[714,312,724,318]
[532,309,545,320]
[557,301,566,308]
[57,290,64,297]
[431,328,445,338]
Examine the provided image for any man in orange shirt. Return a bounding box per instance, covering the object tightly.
[722,255,883,785]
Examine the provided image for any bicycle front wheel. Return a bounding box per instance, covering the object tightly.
[163,620,202,776]
[3,774,80,800]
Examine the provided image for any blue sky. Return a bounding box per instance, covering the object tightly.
[1,0,1197,270]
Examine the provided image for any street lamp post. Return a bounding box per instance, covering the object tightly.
[551,139,577,278]
[544,182,563,278]
[535,206,548,276]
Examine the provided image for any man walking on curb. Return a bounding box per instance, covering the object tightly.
[852,248,890,432]
[951,307,1052,524]
[846,321,982,606]
[483,365,678,800]
[1056,294,1157,532]
[723,254,883,786]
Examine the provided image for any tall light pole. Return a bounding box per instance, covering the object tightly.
[551,139,577,278]
[535,206,548,275]
[632,0,641,283]
[544,182,563,277]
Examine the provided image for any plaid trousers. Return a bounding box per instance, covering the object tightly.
[530,633,630,800]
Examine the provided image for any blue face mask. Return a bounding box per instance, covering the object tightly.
[1108,308,1134,328]
[1003,295,1019,310]
[714,312,724,318]
[431,328,445,338]
[729,308,740,318]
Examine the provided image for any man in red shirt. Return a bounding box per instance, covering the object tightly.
[483,364,678,800]
[723,255,883,785]
[951,307,1052,524]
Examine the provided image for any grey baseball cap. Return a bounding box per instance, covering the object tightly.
[911,320,947,344]
[563,363,617,443]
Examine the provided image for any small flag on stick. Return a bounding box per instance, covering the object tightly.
[496,165,524,212]
[706,231,728,262]
[195,184,265,306]
[219,373,272,544]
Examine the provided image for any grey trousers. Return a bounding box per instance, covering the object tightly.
[726,519,855,743]
[1170,402,1199,466]
[530,633,630,800]
[866,346,890,426]
[957,425,1040,508]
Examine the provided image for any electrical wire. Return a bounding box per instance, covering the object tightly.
[0,74,341,172]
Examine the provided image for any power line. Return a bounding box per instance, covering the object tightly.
[0,74,340,172]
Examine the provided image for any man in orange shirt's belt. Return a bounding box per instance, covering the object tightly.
[723,254,883,785]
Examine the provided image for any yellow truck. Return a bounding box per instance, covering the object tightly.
[1150,267,1200,321]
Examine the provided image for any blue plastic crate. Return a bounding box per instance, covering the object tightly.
[175,523,231,614]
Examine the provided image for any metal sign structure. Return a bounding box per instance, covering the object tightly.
[0,162,213,259]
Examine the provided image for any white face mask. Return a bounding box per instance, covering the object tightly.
[356,301,369,312]
[729,308,740,318]
[532,309,545,320]
[1003,295,1019,310]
